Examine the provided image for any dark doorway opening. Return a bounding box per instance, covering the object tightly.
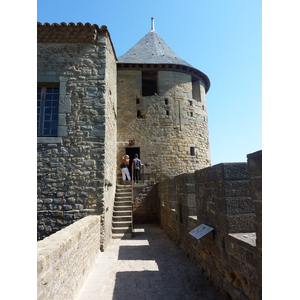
[125,147,140,178]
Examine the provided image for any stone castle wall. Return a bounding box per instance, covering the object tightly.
[159,151,262,300]
[37,216,100,300]
[117,69,210,180]
[37,30,117,251]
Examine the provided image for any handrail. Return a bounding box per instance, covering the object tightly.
[131,162,134,236]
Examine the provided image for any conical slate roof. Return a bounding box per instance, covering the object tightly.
[118,29,193,68]
[117,18,210,93]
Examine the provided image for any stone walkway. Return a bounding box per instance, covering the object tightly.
[75,224,224,300]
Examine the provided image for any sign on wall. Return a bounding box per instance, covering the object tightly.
[189,224,214,240]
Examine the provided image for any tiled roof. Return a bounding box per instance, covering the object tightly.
[118,30,193,68]
[37,22,108,44]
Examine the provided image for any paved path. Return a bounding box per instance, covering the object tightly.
[75,224,224,300]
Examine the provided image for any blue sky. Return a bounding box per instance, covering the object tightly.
[2,1,300,297]
[37,0,262,166]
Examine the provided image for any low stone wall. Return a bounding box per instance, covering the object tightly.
[132,181,159,224]
[37,216,100,300]
[159,151,262,300]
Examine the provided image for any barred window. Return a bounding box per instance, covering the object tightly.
[37,86,59,136]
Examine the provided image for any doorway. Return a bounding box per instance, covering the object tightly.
[125,147,140,178]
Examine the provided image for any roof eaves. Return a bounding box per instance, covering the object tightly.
[37,22,117,61]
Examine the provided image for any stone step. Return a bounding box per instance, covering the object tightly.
[115,191,132,195]
[112,221,132,228]
[116,191,131,195]
[115,191,131,196]
[113,215,132,222]
[115,195,132,200]
[116,185,132,190]
[114,201,132,206]
[113,205,132,212]
[112,226,132,234]
[113,210,132,216]
[112,233,133,239]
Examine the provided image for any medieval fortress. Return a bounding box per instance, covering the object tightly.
[37,19,262,300]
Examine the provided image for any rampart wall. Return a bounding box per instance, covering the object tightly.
[37,216,100,300]
[159,150,262,300]
[36,151,261,300]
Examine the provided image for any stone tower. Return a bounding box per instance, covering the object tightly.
[117,18,211,180]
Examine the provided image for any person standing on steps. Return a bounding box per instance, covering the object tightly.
[121,154,131,185]
[133,154,143,184]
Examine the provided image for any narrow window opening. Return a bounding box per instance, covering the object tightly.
[136,98,140,104]
[189,101,193,106]
[192,78,201,101]
[142,71,158,96]
[137,110,143,118]
[165,98,169,105]
[190,112,193,117]
[166,110,169,116]
[190,147,195,156]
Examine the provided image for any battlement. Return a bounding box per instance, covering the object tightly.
[158,150,262,299]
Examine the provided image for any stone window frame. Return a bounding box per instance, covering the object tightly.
[37,76,70,144]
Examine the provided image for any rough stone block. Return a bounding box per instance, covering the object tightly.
[224,180,250,197]
[227,214,255,233]
[223,163,249,180]
[225,197,255,215]
[247,150,262,177]
[249,177,262,201]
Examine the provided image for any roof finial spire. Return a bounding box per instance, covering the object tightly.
[151,16,155,31]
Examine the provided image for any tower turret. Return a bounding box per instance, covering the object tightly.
[117,18,211,180]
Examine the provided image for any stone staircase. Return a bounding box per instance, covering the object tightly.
[112,184,133,239]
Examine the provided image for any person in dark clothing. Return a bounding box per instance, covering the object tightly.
[132,154,143,184]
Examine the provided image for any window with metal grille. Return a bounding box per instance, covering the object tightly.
[37,86,59,136]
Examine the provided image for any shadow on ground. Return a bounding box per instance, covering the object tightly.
[112,224,224,300]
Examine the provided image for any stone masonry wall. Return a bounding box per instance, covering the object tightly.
[37,30,117,250]
[132,181,159,224]
[117,69,210,181]
[159,151,262,300]
[102,35,118,250]
[37,216,100,300]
